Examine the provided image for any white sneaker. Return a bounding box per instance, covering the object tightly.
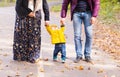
[62,60,65,63]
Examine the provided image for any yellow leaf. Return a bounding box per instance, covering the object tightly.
[40,68,44,72]
[79,66,84,70]
[97,69,104,73]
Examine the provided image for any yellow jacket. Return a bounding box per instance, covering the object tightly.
[46,25,66,44]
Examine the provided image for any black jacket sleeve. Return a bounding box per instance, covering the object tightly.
[15,0,32,18]
[43,0,50,21]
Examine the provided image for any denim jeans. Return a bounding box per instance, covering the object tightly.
[73,11,92,58]
[53,43,66,60]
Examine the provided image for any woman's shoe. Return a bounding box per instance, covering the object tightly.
[28,58,40,63]
[28,59,35,63]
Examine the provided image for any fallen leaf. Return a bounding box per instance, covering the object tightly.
[89,61,94,65]
[97,69,104,73]
[0,59,2,64]
[15,74,20,77]
[0,67,3,70]
[64,64,71,70]
[35,58,40,63]
[95,52,97,55]
[79,66,84,70]
[39,68,44,72]
[6,65,9,67]
[43,58,49,61]
[3,53,8,56]
[26,72,33,77]
[61,70,64,73]
[0,49,2,51]
[15,72,20,77]
[116,65,120,68]
[29,72,33,76]
[75,66,84,70]
[88,67,91,70]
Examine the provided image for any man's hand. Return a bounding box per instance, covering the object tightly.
[90,17,96,25]
[45,21,49,26]
[28,12,35,17]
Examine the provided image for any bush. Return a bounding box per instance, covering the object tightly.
[0,0,15,7]
[99,0,120,23]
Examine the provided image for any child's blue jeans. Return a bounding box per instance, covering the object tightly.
[53,43,66,60]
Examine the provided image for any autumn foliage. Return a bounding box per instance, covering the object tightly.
[93,22,120,61]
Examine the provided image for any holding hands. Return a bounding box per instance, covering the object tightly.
[60,18,65,25]
[44,18,66,27]
[45,21,50,26]
[28,12,50,26]
[28,12,35,17]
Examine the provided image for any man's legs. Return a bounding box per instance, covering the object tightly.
[83,11,92,62]
[73,12,83,63]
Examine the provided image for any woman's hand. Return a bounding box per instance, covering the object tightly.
[28,12,35,17]
[45,21,50,26]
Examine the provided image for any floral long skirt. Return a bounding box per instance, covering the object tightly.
[13,13,41,62]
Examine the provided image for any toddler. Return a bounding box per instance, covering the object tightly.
[45,23,66,63]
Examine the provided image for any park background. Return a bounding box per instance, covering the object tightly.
[0,0,120,77]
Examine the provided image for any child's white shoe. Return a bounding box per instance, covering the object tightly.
[62,59,65,63]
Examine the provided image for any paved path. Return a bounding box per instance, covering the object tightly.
[0,5,120,77]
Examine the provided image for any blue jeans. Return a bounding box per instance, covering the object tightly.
[53,43,66,60]
[73,11,92,58]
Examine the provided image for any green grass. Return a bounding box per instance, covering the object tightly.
[48,0,60,2]
[99,1,120,26]
[0,1,15,7]
[51,4,70,12]
[51,4,62,12]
